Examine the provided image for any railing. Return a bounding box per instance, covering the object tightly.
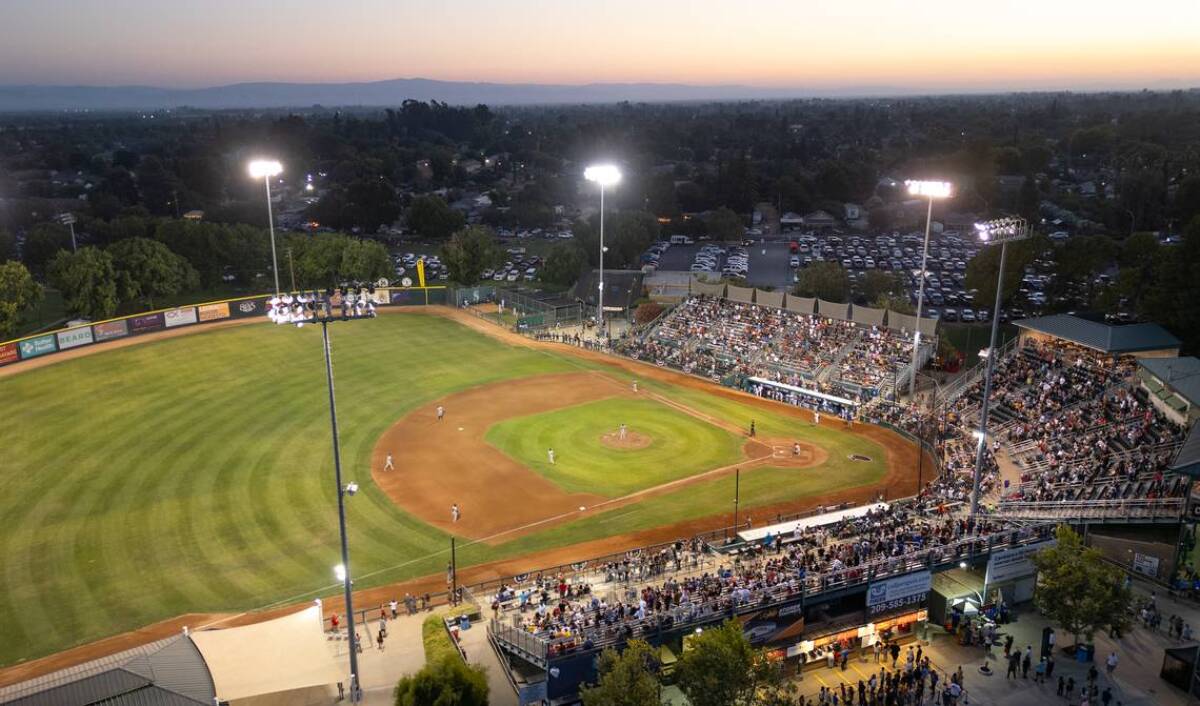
[939,335,1020,405]
[490,618,552,667]
[491,523,1056,660]
[992,497,1187,521]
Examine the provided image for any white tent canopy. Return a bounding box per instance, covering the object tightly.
[191,606,341,703]
[738,503,888,543]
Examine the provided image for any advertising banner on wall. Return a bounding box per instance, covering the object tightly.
[736,600,808,645]
[230,298,269,318]
[129,313,164,333]
[18,334,57,359]
[0,342,18,365]
[1132,553,1160,577]
[985,539,1056,586]
[868,570,932,609]
[198,302,231,322]
[164,307,198,328]
[56,326,94,349]
[391,289,424,306]
[93,320,130,342]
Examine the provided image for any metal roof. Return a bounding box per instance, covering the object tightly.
[1139,357,1200,406]
[0,636,214,706]
[1171,422,1200,478]
[1013,314,1181,354]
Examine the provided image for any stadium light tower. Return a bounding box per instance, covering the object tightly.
[584,164,620,335]
[904,179,952,400]
[268,285,377,701]
[249,159,284,296]
[969,217,1030,517]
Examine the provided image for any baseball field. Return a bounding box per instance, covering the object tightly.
[0,307,919,670]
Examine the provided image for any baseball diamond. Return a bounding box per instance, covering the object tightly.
[0,305,920,674]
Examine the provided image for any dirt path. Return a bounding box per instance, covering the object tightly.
[0,306,923,687]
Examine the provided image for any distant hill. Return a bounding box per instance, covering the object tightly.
[0,77,828,112]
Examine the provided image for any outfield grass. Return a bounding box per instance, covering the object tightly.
[0,311,901,667]
[485,397,746,496]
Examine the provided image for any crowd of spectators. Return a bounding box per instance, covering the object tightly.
[619,296,915,399]
[491,500,1044,656]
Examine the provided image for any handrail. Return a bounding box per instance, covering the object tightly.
[992,497,1186,520]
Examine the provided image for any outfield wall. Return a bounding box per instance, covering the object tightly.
[0,286,448,369]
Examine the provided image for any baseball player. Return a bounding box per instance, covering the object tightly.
[619,424,627,441]
[436,405,445,422]
[813,411,821,426]
[547,448,556,464]
[451,504,460,522]
[632,380,638,393]
[793,442,801,456]
[384,453,395,472]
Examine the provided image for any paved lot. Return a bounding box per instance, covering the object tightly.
[652,241,794,289]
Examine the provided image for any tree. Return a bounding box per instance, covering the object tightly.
[575,211,660,269]
[22,223,73,276]
[1017,175,1040,222]
[541,242,586,287]
[407,195,465,240]
[675,621,779,706]
[579,639,660,706]
[0,228,16,262]
[340,238,393,282]
[109,237,199,308]
[393,655,488,706]
[0,261,43,338]
[860,270,903,304]
[47,247,119,319]
[964,237,1042,313]
[793,261,849,302]
[1032,525,1132,648]
[706,207,744,241]
[441,226,497,285]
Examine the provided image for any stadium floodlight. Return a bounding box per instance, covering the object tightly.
[249,159,284,296]
[905,180,953,199]
[268,284,372,703]
[968,217,1031,519]
[585,164,621,336]
[904,179,953,401]
[975,216,1030,244]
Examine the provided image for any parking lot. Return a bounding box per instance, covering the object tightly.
[640,231,1055,323]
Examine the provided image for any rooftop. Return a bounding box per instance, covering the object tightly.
[1013,314,1181,354]
[1139,357,1200,406]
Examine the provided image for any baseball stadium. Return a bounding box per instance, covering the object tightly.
[6,276,1192,706]
[0,281,933,698]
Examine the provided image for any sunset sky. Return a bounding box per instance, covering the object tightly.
[1,0,1198,91]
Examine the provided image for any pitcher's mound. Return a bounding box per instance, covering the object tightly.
[600,430,652,450]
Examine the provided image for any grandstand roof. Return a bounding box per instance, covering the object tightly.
[1171,421,1200,477]
[1139,357,1200,407]
[1013,314,1181,354]
[0,635,214,706]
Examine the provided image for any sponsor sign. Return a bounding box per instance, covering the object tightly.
[371,289,390,305]
[867,570,931,608]
[1132,553,1160,577]
[56,326,94,350]
[230,298,268,318]
[985,539,1056,585]
[164,307,198,328]
[129,313,164,333]
[93,320,130,342]
[0,342,18,365]
[197,302,230,322]
[391,289,423,306]
[17,334,57,359]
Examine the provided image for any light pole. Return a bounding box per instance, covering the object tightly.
[903,180,952,399]
[969,217,1030,518]
[56,212,77,251]
[268,286,376,701]
[585,164,620,336]
[249,159,284,296]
